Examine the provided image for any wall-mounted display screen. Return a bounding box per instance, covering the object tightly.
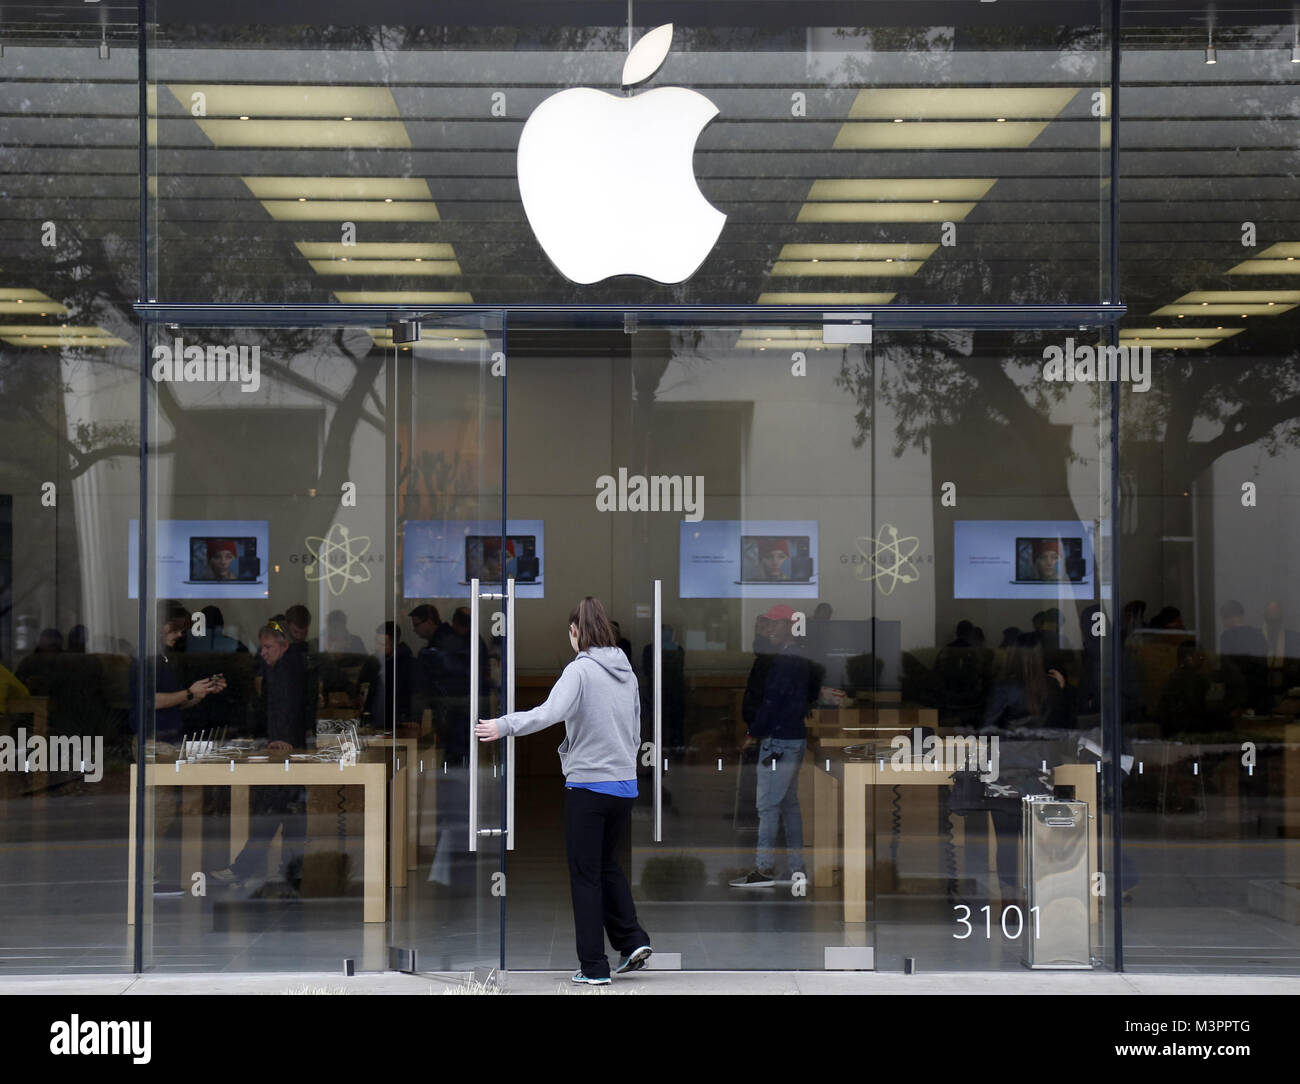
[680,520,819,599]
[128,519,270,599]
[953,520,1095,600]
[404,519,545,599]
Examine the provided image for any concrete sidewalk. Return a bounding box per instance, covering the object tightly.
[2,970,1297,996]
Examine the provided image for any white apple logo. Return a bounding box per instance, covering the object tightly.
[517,23,726,285]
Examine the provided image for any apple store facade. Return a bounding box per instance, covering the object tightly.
[2,0,1299,978]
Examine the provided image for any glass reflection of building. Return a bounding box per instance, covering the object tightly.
[0,0,1297,977]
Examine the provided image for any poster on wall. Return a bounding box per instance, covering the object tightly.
[128,519,270,600]
[403,519,545,600]
[953,520,1096,600]
[679,520,819,599]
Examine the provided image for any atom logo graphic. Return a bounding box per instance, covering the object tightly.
[304,523,372,597]
[855,524,920,595]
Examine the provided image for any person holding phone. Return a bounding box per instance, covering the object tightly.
[128,601,227,895]
[475,597,651,985]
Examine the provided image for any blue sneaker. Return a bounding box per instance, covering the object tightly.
[615,946,653,974]
[571,970,611,986]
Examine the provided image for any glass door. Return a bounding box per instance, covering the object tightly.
[135,315,504,974]
[504,317,866,970]
[501,316,1115,974]
[387,315,506,975]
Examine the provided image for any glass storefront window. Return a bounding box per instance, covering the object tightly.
[0,4,142,974]
[145,2,1112,307]
[1116,4,1300,974]
[5,0,1298,978]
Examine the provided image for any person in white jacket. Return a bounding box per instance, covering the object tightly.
[475,596,653,984]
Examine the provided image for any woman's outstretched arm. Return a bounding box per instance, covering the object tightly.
[478,661,583,740]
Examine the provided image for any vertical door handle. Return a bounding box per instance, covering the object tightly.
[468,578,480,852]
[653,579,662,843]
[505,576,516,851]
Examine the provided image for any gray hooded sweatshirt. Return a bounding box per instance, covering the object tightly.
[494,647,640,783]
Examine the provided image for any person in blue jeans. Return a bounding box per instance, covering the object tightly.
[731,604,824,888]
[476,597,652,985]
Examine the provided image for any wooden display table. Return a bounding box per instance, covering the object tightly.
[127,757,389,923]
[838,756,1103,927]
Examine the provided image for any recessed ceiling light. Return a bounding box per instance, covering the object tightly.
[239,115,250,121]
[343,116,353,121]
[1156,293,1299,316]
[337,291,475,304]
[780,239,935,256]
[262,200,439,222]
[834,121,1046,150]
[309,258,461,276]
[196,118,409,148]
[798,202,977,223]
[893,118,904,123]
[770,259,923,277]
[807,179,996,201]
[756,292,897,305]
[846,87,1076,121]
[295,242,455,260]
[244,177,433,201]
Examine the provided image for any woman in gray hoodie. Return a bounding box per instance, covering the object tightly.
[476,596,652,985]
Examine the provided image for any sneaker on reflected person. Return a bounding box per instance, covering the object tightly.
[728,869,776,888]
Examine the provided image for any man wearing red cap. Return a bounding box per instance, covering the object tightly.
[731,604,824,888]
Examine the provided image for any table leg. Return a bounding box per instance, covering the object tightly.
[844,766,868,923]
[364,771,386,922]
[406,745,418,871]
[229,785,250,862]
[813,763,838,889]
[180,786,203,890]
